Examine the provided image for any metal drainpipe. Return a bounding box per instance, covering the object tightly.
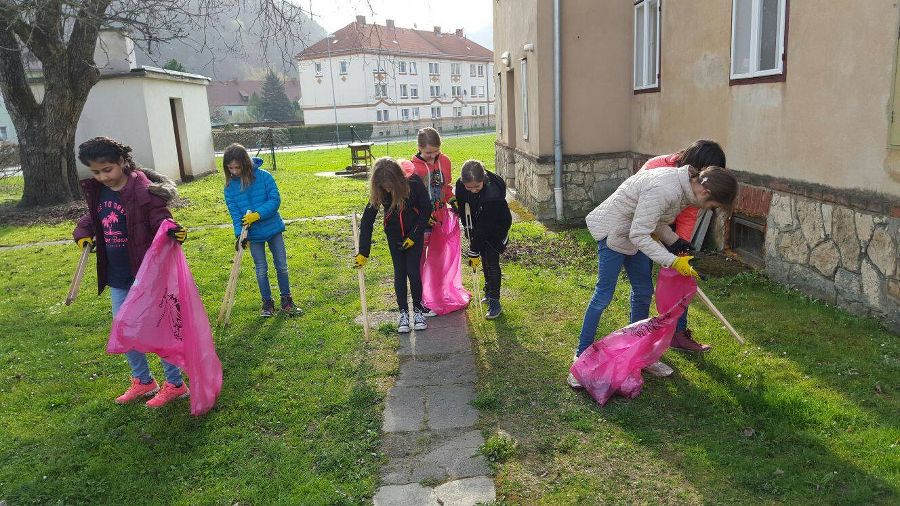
[553,0,564,222]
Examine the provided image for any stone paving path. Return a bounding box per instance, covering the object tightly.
[373,310,496,506]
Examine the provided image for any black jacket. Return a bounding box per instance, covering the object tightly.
[359,174,431,257]
[455,170,512,254]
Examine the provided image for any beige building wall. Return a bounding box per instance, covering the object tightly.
[633,0,900,197]
[493,0,553,155]
[560,0,632,154]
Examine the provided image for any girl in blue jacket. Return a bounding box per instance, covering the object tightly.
[223,143,299,317]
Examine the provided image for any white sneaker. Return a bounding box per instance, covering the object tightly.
[420,305,437,317]
[644,361,674,377]
[413,311,427,330]
[397,311,411,333]
[566,372,583,389]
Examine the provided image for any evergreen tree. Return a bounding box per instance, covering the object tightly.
[163,59,187,72]
[258,71,295,122]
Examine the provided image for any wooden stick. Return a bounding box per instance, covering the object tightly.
[218,219,250,326]
[464,204,483,314]
[352,211,370,339]
[65,246,92,305]
[695,286,745,345]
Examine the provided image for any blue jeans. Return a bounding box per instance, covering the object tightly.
[576,239,655,356]
[110,286,183,386]
[249,232,291,302]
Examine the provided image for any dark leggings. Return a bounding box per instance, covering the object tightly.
[387,238,424,312]
[482,243,502,300]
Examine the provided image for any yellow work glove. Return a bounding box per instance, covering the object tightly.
[467,255,481,270]
[354,254,367,268]
[242,212,261,227]
[76,237,94,250]
[671,256,699,279]
[400,237,415,250]
[167,225,187,244]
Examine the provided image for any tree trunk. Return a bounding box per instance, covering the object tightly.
[17,113,82,207]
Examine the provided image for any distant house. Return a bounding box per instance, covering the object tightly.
[207,79,301,123]
[0,94,15,143]
[295,16,495,136]
[493,0,899,329]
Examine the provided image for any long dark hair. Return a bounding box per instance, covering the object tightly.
[77,137,139,173]
[222,143,255,189]
[676,139,726,169]
[688,166,738,209]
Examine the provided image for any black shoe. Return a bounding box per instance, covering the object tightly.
[486,298,502,319]
[261,299,276,317]
[280,295,302,316]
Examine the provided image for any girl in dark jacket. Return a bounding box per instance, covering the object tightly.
[72,137,189,408]
[355,157,432,333]
[454,160,513,319]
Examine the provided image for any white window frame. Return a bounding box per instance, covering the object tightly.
[633,0,660,91]
[399,61,407,74]
[412,108,420,119]
[470,65,477,77]
[451,63,461,76]
[479,105,486,116]
[454,106,462,117]
[477,64,484,77]
[0,126,6,141]
[339,60,348,75]
[375,83,388,97]
[431,106,441,119]
[520,58,529,140]
[410,85,419,98]
[314,62,322,75]
[471,106,478,116]
[470,85,478,97]
[730,0,787,80]
[400,84,409,98]
[478,85,485,97]
[429,62,440,75]
[430,85,441,98]
[409,62,418,75]
[401,108,410,121]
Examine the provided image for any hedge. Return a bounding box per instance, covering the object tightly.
[212,124,374,151]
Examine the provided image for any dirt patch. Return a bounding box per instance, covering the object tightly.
[505,232,595,271]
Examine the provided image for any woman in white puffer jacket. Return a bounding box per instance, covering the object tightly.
[568,165,737,388]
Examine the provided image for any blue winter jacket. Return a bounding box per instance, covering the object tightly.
[224,159,286,241]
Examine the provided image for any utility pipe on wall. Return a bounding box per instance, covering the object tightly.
[552,0,563,221]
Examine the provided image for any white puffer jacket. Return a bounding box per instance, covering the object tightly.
[585,166,698,266]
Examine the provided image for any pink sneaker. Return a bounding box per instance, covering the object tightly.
[145,382,189,408]
[115,378,159,404]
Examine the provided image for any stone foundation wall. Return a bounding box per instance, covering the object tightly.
[494,141,631,221]
[765,192,899,330]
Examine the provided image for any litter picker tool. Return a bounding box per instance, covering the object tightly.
[695,287,745,345]
[65,244,92,305]
[351,211,370,339]
[464,203,483,314]
[217,212,250,326]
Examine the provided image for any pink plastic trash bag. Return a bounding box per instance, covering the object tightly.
[570,268,697,406]
[108,220,223,415]
[420,206,471,314]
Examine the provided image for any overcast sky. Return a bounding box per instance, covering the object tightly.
[297,0,494,49]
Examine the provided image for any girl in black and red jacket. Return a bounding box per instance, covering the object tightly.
[355,157,432,333]
[455,160,513,319]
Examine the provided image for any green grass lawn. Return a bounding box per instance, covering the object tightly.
[0,133,497,247]
[468,222,899,504]
[1,131,898,503]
